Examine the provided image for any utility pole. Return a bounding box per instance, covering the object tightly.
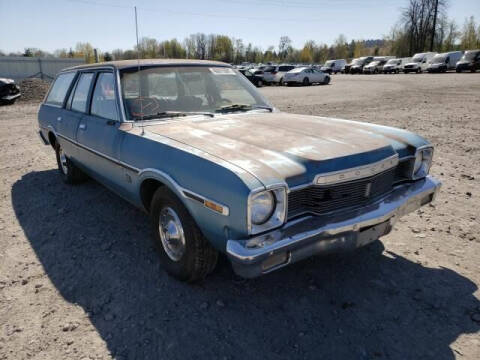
[430,0,439,51]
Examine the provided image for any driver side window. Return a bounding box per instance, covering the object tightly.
[91,72,119,121]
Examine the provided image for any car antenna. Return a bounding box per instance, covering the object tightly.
[134,6,145,136]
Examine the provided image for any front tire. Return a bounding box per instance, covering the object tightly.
[55,142,86,184]
[323,76,330,85]
[302,77,310,86]
[150,187,218,282]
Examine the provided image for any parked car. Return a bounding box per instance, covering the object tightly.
[283,67,330,86]
[0,78,21,105]
[382,58,411,73]
[362,57,393,74]
[456,50,480,72]
[37,59,441,281]
[349,56,374,74]
[403,52,436,73]
[320,59,346,74]
[427,51,463,73]
[239,69,264,87]
[262,64,296,85]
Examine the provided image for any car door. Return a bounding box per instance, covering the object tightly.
[58,72,94,159]
[75,71,126,194]
[312,69,323,82]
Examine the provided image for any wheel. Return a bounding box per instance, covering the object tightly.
[323,76,330,85]
[257,80,263,87]
[0,98,16,106]
[374,69,378,74]
[278,77,284,86]
[150,187,218,282]
[456,68,461,73]
[302,77,310,86]
[395,69,399,74]
[55,142,87,184]
[416,68,421,74]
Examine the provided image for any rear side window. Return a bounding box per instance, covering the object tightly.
[71,73,94,113]
[45,72,75,106]
[91,73,119,120]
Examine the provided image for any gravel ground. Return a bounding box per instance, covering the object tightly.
[0,73,479,360]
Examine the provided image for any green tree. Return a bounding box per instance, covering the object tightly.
[460,16,479,49]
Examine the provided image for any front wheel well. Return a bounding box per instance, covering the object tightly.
[48,132,57,150]
[140,178,165,213]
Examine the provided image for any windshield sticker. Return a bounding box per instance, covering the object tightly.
[209,67,236,75]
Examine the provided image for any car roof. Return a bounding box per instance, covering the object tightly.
[62,58,231,72]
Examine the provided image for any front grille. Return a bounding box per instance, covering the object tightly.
[287,167,396,219]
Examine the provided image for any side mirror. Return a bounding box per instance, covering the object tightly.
[422,59,427,63]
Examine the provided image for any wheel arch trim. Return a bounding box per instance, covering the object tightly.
[138,168,229,216]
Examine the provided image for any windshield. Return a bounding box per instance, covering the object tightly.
[352,58,365,65]
[289,67,306,73]
[412,54,425,63]
[461,51,478,61]
[386,59,398,65]
[431,54,447,63]
[120,66,271,120]
[324,60,335,67]
[368,61,380,67]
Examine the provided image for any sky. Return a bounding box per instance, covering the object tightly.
[1,0,479,54]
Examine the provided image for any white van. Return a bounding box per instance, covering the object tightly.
[427,51,463,72]
[320,59,347,74]
[382,58,411,73]
[403,52,437,73]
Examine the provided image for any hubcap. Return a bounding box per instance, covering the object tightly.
[158,207,186,262]
[59,147,68,175]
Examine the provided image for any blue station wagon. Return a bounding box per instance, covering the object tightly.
[38,59,441,282]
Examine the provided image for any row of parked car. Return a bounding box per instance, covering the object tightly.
[235,49,480,87]
[340,49,480,74]
[237,65,331,87]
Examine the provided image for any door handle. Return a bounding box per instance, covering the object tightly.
[79,123,86,130]
[57,116,62,122]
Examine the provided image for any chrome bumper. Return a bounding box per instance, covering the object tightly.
[227,176,441,278]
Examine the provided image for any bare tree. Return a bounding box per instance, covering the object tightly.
[401,0,447,54]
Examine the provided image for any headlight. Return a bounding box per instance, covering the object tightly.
[250,191,275,225]
[248,186,287,235]
[412,147,433,179]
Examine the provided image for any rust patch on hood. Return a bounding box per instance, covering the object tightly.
[136,112,396,186]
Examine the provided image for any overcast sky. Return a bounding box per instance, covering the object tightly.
[1,0,479,53]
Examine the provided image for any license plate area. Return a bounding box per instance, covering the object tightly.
[357,220,390,247]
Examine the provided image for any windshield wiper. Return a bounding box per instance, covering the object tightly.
[215,104,273,113]
[136,111,215,121]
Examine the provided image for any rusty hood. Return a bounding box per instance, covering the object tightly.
[142,112,425,188]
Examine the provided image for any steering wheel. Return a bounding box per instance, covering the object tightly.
[130,97,162,118]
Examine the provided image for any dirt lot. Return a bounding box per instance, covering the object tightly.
[0,73,479,360]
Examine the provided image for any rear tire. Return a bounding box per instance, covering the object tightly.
[150,187,218,282]
[279,78,283,86]
[323,76,330,85]
[55,142,87,184]
[302,77,310,86]
[257,80,263,87]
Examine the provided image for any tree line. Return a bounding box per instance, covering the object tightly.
[2,5,479,64]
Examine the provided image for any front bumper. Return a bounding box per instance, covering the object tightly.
[227,176,441,278]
